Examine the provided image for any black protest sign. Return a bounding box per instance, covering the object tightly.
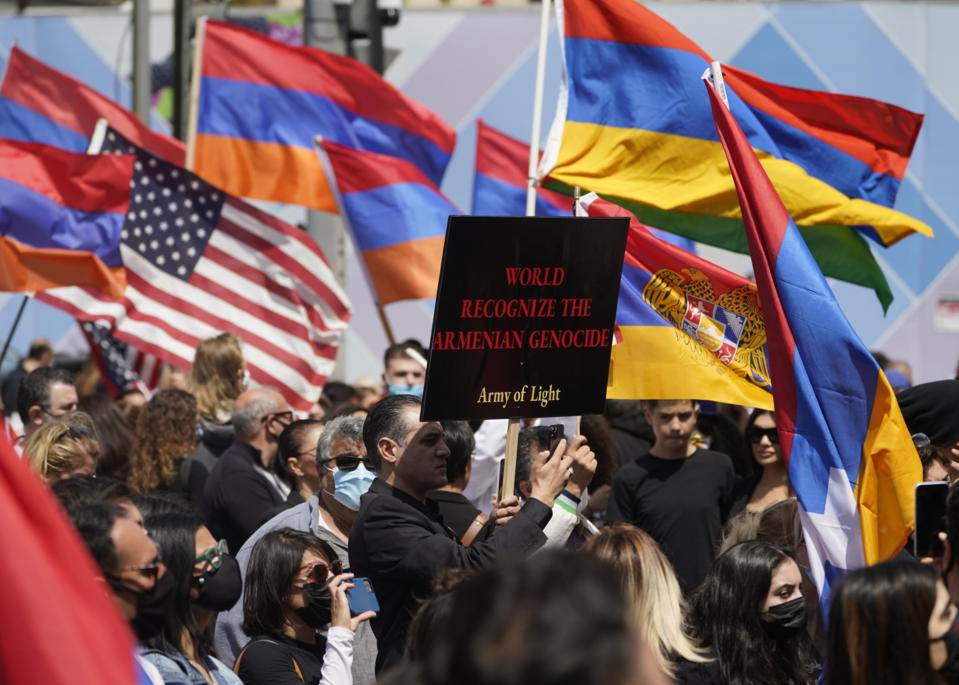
[421,216,628,421]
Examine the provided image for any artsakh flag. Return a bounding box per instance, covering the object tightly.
[579,192,772,409]
[193,19,456,212]
[0,45,185,164]
[0,430,140,684]
[0,139,134,299]
[707,80,921,606]
[316,138,459,305]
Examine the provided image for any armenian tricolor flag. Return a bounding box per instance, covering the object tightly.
[193,20,456,213]
[540,0,931,310]
[0,45,185,163]
[580,193,772,409]
[472,119,571,217]
[315,138,458,305]
[707,80,921,604]
[0,139,133,299]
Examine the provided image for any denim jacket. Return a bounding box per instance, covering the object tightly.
[139,645,243,685]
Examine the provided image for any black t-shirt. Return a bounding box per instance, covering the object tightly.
[606,449,735,593]
[235,635,325,685]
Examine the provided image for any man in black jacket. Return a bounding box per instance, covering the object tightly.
[349,394,574,672]
[204,388,293,552]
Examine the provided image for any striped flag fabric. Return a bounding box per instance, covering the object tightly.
[707,80,921,605]
[81,321,160,397]
[0,45,185,163]
[315,137,459,305]
[539,0,931,309]
[0,139,134,299]
[192,19,456,212]
[37,122,351,412]
[472,119,571,217]
[579,192,772,409]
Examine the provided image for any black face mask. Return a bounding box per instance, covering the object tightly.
[192,554,243,612]
[761,596,807,640]
[110,570,176,642]
[932,619,959,684]
[294,581,332,629]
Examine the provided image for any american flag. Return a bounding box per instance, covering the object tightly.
[37,122,351,411]
[81,320,160,397]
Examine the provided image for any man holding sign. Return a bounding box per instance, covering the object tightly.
[348,394,575,673]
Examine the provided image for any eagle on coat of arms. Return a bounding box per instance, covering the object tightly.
[642,267,772,391]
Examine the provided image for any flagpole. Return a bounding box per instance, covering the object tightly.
[0,295,29,371]
[524,0,552,216]
[376,304,396,346]
[502,0,552,503]
[708,61,730,109]
[185,16,207,171]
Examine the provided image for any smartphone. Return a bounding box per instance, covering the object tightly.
[345,577,380,616]
[533,424,565,456]
[914,482,949,558]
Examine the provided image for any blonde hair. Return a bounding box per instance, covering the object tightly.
[189,332,245,420]
[583,523,710,677]
[23,418,100,483]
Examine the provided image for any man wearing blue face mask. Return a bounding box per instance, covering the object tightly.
[214,415,378,685]
[381,339,428,398]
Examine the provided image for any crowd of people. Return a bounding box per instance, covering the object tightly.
[3,333,959,684]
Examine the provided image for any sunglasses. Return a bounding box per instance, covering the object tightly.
[319,454,373,472]
[194,539,229,569]
[300,558,344,584]
[748,427,780,445]
[262,410,295,425]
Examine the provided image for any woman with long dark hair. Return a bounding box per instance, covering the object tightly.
[683,540,816,685]
[728,410,792,517]
[824,560,958,685]
[140,511,244,685]
[235,528,375,685]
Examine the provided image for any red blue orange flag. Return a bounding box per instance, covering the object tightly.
[193,20,456,213]
[0,429,140,684]
[540,0,931,309]
[0,139,133,299]
[706,79,921,602]
[472,119,571,217]
[580,192,772,409]
[315,138,458,305]
[0,45,185,164]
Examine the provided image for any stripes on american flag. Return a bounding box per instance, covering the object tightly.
[37,122,351,411]
[81,320,160,397]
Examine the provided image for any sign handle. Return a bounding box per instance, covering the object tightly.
[500,418,521,503]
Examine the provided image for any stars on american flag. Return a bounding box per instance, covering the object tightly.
[100,129,223,281]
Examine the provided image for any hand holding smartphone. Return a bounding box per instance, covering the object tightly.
[345,577,380,616]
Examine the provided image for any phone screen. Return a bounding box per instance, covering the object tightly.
[915,482,949,558]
